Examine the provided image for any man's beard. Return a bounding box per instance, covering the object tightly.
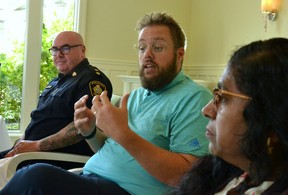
[139,54,178,91]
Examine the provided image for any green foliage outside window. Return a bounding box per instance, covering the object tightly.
[0,7,73,129]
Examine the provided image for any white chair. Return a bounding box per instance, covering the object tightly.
[0,116,12,151]
[0,152,90,190]
[6,152,90,175]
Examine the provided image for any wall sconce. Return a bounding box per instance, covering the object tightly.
[261,0,277,21]
[261,0,279,31]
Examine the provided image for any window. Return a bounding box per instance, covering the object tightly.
[0,0,26,131]
[0,0,87,136]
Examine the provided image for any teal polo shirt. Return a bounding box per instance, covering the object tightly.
[83,70,212,194]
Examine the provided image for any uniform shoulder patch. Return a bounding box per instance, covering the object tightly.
[89,81,107,96]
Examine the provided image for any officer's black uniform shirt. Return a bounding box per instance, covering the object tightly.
[24,58,113,156]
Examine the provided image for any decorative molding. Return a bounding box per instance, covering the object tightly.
[89,58,138,67]
[89,58,139,95]
[183,64,225,82]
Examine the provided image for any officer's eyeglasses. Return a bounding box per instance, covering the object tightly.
[49,44,83,56]
[212,88,251,110]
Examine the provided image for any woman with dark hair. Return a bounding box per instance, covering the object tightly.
[173,38,288,194]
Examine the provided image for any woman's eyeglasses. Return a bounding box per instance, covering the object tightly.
[212,88,251,110]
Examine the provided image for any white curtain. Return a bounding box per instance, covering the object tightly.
[0,116,12,151]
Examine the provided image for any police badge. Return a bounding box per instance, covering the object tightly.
[89,81,106,96]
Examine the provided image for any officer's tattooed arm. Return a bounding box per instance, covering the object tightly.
[39,122,83,151]
[5,122,83,157]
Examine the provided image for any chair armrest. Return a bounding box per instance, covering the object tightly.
[7,152,90,174]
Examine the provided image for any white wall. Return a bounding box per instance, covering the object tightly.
[189,0,288,80]
[83,0,288,95]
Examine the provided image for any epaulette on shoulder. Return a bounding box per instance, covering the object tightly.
[91,66,101,76]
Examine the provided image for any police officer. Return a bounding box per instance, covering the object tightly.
[0,31,113,169]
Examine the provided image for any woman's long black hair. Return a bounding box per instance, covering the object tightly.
[229,38,288,186]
